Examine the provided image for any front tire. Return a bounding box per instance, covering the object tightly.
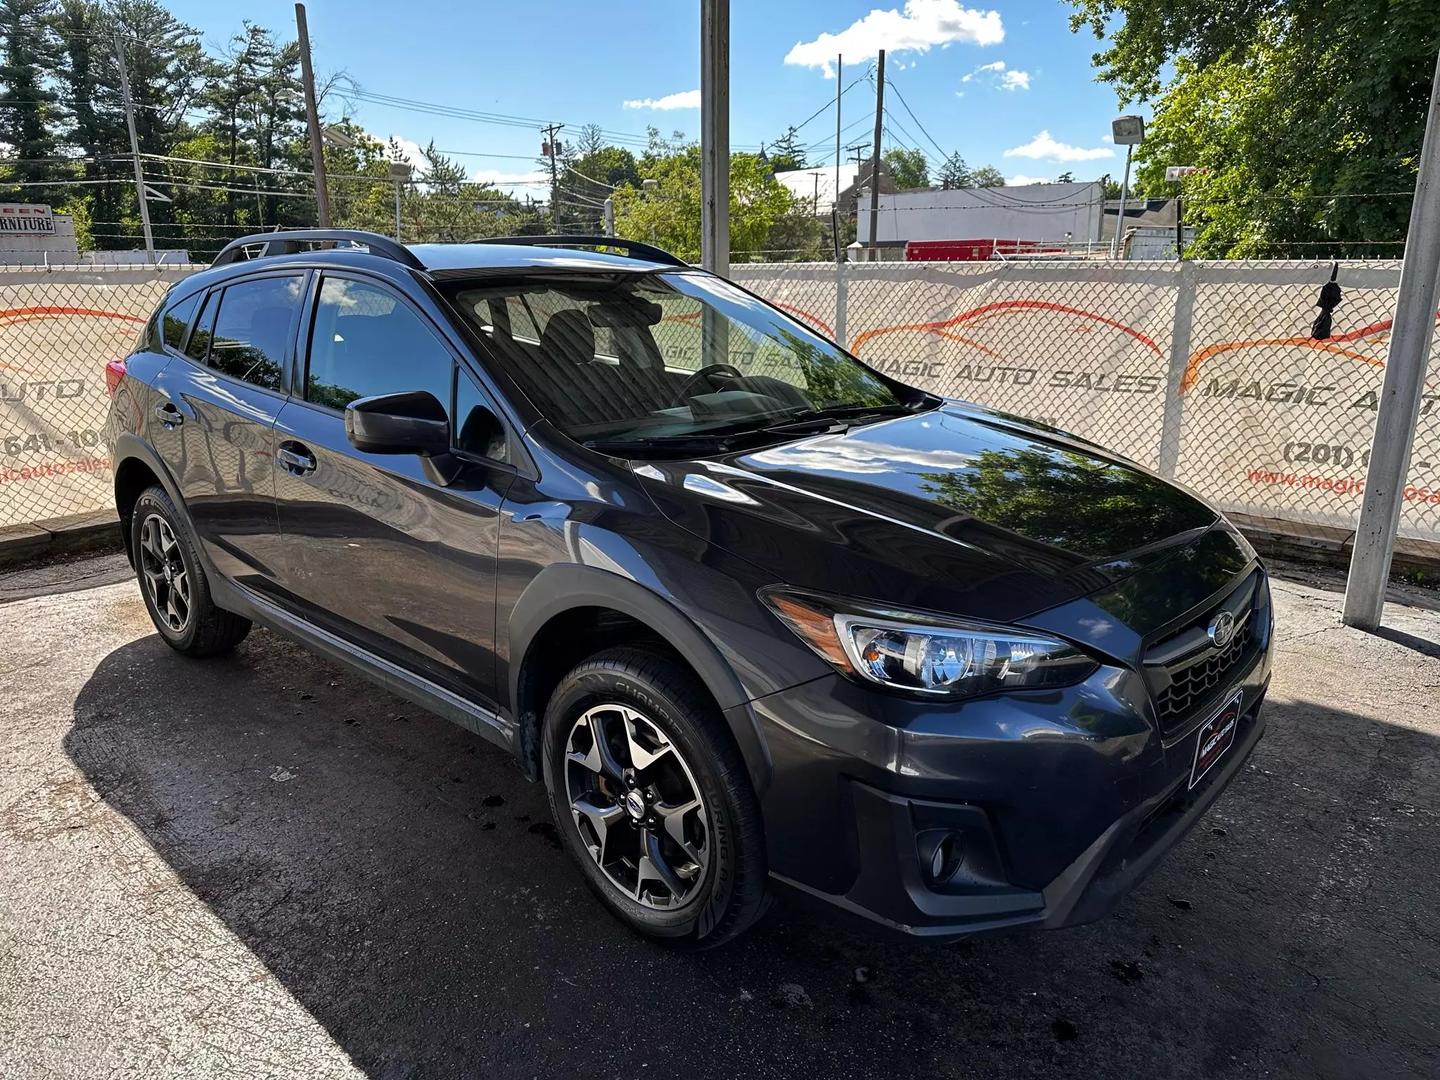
[541,646,769,949]
[131,485,251,657]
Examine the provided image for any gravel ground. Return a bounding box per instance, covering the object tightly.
[1,554,1437,1080]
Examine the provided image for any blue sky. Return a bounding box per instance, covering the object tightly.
[167,0,1132,191]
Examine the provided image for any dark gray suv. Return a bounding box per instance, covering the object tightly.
[105,230,1272,947]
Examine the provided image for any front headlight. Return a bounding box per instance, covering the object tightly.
[762,589,1097,699]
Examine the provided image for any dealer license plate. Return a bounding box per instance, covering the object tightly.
[1189,690,1243,789]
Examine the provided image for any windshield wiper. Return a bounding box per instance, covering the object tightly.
[773,401,919,425]
[583,432,747,456]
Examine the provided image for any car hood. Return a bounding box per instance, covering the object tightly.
[634,401,1222,625]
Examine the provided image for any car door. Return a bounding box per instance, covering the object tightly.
[271,270,512,709]
[148,271,306,594]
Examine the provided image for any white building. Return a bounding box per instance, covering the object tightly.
[0,204,79,265]
[858,181,1107,249]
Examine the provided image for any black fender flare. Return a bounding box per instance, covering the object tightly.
[506,562,773,794]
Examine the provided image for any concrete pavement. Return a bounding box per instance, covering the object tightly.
[2,555,1437,1079]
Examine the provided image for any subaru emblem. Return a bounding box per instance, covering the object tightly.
[1207,610,1236,649]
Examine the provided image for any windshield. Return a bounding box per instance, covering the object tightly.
[445,271,919,452]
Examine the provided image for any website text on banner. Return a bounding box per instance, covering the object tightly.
[732,260,1439,545]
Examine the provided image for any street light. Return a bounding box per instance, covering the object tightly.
[388,161,412,241]
[1110,114,1144,259]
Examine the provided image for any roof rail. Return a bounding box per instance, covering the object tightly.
[211,229,425,270]
[469,234,689,268]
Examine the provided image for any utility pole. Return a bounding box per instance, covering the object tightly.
[294,3,331,228]
[846,143,869,166]
[1343,45,1440,629]
[865,49,886,258]
[1174,193,1183,259]
[834,52,842,243]
[112,31,154,264]
[541,122,563,232]
[602,197,615,236]
[700,0,730,275]
[1111,143,1133,259]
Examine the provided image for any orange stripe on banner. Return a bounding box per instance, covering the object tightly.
[849,300,1164,357]
[769,301,835,339]
[1178,311,1440,393]
[927,329,1002,357]
[0,305,146,324]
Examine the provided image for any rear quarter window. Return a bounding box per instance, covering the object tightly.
[162,292,200,351]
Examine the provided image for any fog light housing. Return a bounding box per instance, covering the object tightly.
[919,829,964,886]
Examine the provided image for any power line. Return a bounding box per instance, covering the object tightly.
[884,76,950,161]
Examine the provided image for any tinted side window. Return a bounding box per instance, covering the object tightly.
[208,275,305,390]
[185,292,216,361]
[162,292,200,351]
[306,276,453,412]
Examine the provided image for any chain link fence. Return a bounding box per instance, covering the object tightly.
[0,263,203,528]
[733,259,1440,549]
[3,258,1438,553]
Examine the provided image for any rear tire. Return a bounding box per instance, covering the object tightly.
[541,646,770,949]
[131,485,251,657]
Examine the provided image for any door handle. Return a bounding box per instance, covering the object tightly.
[154,402,183,428]
[276,442,317,475]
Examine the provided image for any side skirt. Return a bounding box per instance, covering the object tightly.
[214,577,519,758]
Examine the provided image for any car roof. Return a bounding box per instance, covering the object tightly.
[407,243,680,276]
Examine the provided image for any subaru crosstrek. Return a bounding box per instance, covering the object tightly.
[105,229,1272,947]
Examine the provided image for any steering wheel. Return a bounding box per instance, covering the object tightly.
[676,362,744,404]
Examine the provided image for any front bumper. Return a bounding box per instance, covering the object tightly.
[740,595,1273,939]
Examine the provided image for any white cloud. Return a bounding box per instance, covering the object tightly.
[1004,174,1052,186]
[1003,130,1115,162]
[622,89,701,110]
[961,59,1029,90]
[785,0,1004,77]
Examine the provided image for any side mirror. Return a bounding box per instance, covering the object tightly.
[345,390,449,456]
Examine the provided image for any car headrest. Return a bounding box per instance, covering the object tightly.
[539,308,595,365]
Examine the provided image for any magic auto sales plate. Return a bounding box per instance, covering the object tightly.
[1189,690,1243,789]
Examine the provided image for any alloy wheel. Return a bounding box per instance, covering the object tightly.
[563,703,710,909]
[138,513,191,633]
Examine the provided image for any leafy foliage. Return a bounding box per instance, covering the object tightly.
[612,143,802,263]
[936,151,1006,190]
[882,147,929,190]
[1067,0,1439,256]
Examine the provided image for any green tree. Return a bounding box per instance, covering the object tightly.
[937,151,970,189]
[969,164,1006,188]
[0,0,65,200]
[1067,0,1439,256]
[613,145,796,262]
[52,1,126,227]
[882,146,929,189]
[768,125,807,172]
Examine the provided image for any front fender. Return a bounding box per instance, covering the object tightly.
[506,562,773,794]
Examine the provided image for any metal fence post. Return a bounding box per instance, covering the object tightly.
[1343,46,1440,629]
[1157,262,1195,476]
[835,258,848,350]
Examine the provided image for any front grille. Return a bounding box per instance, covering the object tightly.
[1144,571,1264,737]
[1153,617,1252,723]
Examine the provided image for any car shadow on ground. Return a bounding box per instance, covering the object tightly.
[67,628,1438,1080]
